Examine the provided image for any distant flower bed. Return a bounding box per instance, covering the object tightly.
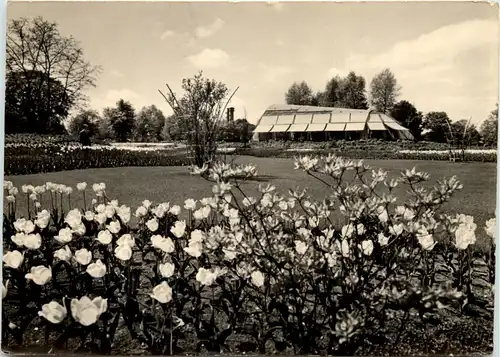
[233,147,497,162]
[4,144,191,176]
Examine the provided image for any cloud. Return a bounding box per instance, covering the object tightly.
[160,30,175,40]
[342,19,498,123]
[258,63,293,83]
[187,48,230,69]
[195,18,225,39]
[110,70,124,78]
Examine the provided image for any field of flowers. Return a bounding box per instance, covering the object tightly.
[2,156,496,355]
[4,142,192,176]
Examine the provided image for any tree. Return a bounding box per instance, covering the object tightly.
[104,99,136,142]
[162,115,185,141]
[336,71,368,109]
[6,17,99,133]
[369,68,401,113]
[451,119,481,147]
[67,109,100,138]
[422,111,453,143]
[5,70,69,134]
[480,106,498,147]
[159,71,234,167]
[285,81,315,105]
[134,105,167,142]
[318,76,342,107]
[390,100,423,140]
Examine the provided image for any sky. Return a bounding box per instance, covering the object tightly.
[6,1,500,125]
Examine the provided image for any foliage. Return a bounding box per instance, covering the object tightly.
[451,120,481,147]
[422,112,453,143]
[317,76,342,107]
[285,81,315,106]
[133,105,167,142]
[220,119,256,144]
[159,71,232,168]
[369,69,401,114]
[5,16,100,134]
[162,115,186,142]
[480,106,498,147]
[5,71,69,134]
[103,100,136,143]
[390,101,424,141]
[2,157,495,355]
[67,110,101,139]
[336,71,368,110]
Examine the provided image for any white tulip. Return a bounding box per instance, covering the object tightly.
[361,240,374,256]
[35,210,51,229]
[54,246,72,262]
[38,301,67,324]
[95,213,107,225]
[114,244,133,261]
[55,228,73,244]
[150,282,173,304]
[25,266,52,285]
[87,260,107,278]
[65,209,83,229]
[184,199,197,210]
[104,205,115,219]
[170,221,186,238]
[169,205,181,216]
[251,271,265,287]
[24,233,42,249]
[11,233,26,247]
[146,218,159,232]
[74,249,92,265]
[107,220,121,234]
[71,296,108,326]
[117,205,131,224]
[184,242,203,258]
[159,263,175,278]
[151,235,175,253]
[135,206,147,218]
[76,182,87,191]
[3,250,24,269]
[96,230,113,244]
[116,234,135,247]
[71,222,86,236]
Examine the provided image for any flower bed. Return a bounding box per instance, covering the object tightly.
[4,145,191,176]
[233,147,497,162]
[2,156,495,355]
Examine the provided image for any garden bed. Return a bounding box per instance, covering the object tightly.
[2,157,495,355]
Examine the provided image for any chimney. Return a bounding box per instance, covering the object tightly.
[227,107,235,121]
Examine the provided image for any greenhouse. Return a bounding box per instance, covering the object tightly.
[252,104,414,141]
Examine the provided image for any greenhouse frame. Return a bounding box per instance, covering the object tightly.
[252,104,414,141]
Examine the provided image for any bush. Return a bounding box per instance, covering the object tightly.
[2,156,495,355]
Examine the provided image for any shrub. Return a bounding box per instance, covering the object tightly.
[1,156,495,355]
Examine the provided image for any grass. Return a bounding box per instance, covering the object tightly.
[4,156,496,249]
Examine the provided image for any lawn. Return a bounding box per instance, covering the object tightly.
[4,156,496,248]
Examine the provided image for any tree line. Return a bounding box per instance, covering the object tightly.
[285,69,498,146]
[67,100,255,144]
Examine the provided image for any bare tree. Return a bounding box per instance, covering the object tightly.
[6,17,100,132]
[159,71,237,168]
